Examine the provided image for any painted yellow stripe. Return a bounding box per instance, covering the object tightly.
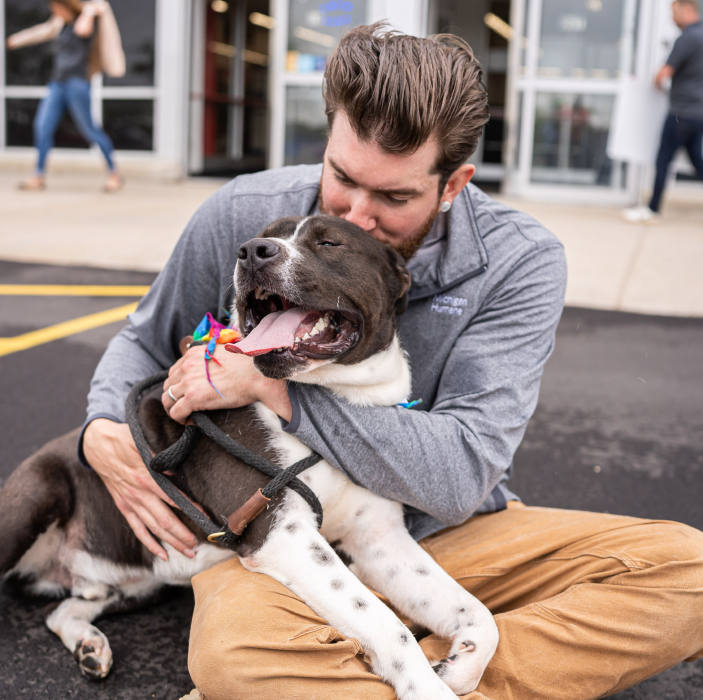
[0,302,138,358]
[0,284,150,296]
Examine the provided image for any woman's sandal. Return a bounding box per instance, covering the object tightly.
[18,176,46,191]
[103,173,125,193]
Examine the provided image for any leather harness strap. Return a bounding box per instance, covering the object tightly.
[125,371,323,552]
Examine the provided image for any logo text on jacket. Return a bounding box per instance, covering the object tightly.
[430,294,468,316]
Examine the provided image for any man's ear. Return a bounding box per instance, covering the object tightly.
[387,247,412,315]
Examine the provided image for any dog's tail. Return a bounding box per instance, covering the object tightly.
[0,434,76,576]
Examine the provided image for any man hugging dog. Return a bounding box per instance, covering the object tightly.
[81,23,703,700]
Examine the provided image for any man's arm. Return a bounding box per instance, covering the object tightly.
[83,186,238,559]
[287,243,567,529]
[83,328,201,560]
[82,169,321,559]
[657,30,696,89]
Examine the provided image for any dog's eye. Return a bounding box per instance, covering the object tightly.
[318,240,341,247]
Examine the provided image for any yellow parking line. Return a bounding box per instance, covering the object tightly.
[0,284,150,296]
[0,302,138,358]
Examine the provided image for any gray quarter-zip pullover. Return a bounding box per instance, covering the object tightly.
[83,164,567,541]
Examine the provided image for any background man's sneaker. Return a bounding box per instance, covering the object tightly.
[622,206,661,223]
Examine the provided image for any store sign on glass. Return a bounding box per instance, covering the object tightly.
[287,0,367,73]
[319,1,355,26]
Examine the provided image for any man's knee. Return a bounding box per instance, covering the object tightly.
[643,521,703,563]
[187,559,335,699]
[188,561,267,695]
[629,522,703,622]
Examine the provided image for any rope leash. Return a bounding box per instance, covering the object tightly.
[125,371,323,552]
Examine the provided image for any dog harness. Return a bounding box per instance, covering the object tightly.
[125,370,323,552]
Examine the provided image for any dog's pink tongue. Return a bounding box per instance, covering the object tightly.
[226,307,314,356]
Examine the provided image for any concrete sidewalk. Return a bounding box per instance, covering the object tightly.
[0,171,701,317]
[497,187,703,318]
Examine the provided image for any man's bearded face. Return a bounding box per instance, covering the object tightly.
[318,112,446,260]
[319,179,439,260]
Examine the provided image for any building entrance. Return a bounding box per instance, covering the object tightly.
[429,0,511,186]
[189,0,271,176]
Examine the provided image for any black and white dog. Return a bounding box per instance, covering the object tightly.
[0,215,498,699]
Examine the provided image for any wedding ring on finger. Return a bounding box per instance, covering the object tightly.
[167,386,180,403]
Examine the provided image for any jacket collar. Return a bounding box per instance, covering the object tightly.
[406,184,489,301]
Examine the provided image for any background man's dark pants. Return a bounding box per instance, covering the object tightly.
[649,114,703,212]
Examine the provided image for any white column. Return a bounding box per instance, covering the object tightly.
[268,0,289,169]
[156,0,192,176]
[376,0,427,36]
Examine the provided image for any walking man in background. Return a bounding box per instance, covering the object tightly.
[624,0,703,222]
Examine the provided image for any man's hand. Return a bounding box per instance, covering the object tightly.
[83,418,199,561]
[162,344,292,423]
[655,64,674,90]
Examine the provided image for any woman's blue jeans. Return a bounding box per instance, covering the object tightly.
[34,78,115,173]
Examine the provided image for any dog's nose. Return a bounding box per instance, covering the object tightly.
[238,239,282,272]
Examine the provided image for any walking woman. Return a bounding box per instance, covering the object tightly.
[6,0,126,192]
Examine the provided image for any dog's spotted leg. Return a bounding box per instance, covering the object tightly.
[46,595,118,679]
[335,492,499,696]
[240,497,456,700]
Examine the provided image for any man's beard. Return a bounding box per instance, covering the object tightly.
[318,178,439,261]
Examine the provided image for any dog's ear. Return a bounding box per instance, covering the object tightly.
[386,247,412,315]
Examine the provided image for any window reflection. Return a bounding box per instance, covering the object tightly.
[431,0,508,166]
[5,98,91,148]
[539,0,625,78]
[4,0,52,86]
[286,0,367,73]
[284,85,326,165]
[103,99,154,150]
[103,0,156,86]
[531,93,616,186]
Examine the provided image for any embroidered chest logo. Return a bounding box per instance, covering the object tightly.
[430,294,468,316]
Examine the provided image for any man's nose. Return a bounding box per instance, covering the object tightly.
[343,194,377,231]
[237,238,281,273]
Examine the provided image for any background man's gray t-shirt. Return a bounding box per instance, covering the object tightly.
[667,21,703,119]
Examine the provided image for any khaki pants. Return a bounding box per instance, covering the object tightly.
[188,504,703,699]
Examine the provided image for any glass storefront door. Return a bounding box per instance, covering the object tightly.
[269,0,370,169]
[507,0,640,199]
[195,0,270,176]
[428,0,511,184]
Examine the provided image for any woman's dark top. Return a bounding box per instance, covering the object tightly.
[52,23,92,82]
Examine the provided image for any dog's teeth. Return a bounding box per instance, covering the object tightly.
[303,332,310,340]
[309,315,330,337]
[254,287,271,300]
[294,337,301,343]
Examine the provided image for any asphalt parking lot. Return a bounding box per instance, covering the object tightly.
[1,259,703,700]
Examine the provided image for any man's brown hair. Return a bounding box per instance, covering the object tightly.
[323,23,489,191]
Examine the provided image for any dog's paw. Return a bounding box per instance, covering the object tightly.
[73,634,113,680]
[431,641,482,695]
